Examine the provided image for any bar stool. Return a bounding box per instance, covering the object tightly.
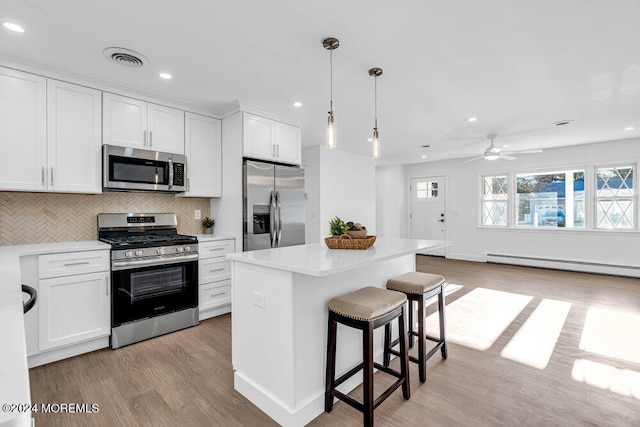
[384,272,447,383]
[325,286,410,426]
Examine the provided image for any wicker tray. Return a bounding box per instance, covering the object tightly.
[324,234,376,250]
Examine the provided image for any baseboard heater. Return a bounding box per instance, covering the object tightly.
[486,253,640,278]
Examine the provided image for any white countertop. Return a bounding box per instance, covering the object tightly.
[0,241,110,427]
[226,238,449,276]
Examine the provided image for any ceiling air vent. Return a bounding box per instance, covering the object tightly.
[103,47,149,68]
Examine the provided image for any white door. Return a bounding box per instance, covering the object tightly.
[147,103,185,154]
[103,93,147,149]
[0,67,47,191]
[410,176,446,256]
[47,79,102,193]
[182,112,222,197]
[243,113,274,160]
[274,121,301,165]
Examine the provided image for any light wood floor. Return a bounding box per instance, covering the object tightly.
[29,257,640,426]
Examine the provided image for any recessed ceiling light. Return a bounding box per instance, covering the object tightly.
[503,144,509,148]
[468,117,477,122]
[159,72,172,80]
[293,101,303,107]
[625,126,635,131]
[421,155,427,159]
[3,22,24,33]
[551,119,574,127]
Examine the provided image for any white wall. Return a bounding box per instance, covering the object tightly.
[376,165,408,238]
[303,146,376,243]
[395,137,640,268]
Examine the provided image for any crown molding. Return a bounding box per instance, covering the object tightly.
[218,100,307,128]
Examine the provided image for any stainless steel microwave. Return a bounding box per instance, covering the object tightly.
[103,145,187,193]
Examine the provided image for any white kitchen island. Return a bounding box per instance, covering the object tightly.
[227,238,449,427]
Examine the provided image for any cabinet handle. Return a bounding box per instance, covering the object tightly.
[210,268,225,272]
[41,167,45,186]
[105,277,109,296]
[187,178,190,192]
[144,130,148,147]
[276,144,280,158]
[50,167,54,186]
[149,130,153,147]
[210,247,225,251]
[63,261,91,267]
[210,291,225,298]
[271,144,275,157]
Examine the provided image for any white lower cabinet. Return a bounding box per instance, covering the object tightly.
[198,238,235,320]
[38,271,110,351]
[21,248,111,367]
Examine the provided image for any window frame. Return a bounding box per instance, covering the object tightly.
[477,161,639,233]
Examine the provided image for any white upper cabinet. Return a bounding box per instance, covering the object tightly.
[181,112,222,197]
[0,67,47,191]
[274,121,302,165]
[103,93,185,154]
[242,112,301,165]
[47,80,102,193]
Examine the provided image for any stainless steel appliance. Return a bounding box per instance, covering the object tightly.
[103,144,187,193]
[98,213,198,349]
[243,160,305,251]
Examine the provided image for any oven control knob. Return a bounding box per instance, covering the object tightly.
[125,250,134,257]
[135,250,143,257]
[156,248,165,255]
[176,246,184,253]
[184,246,191,252]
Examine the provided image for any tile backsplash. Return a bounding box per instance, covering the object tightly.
[0,191,211,245]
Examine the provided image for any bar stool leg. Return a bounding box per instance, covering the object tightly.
[438,287,448,359]
[417,296,427,383]
[398,306,411,399]
[383,322,391,367]
[325,313,337,412]
[363,322,375,426]
[408,299,415,348]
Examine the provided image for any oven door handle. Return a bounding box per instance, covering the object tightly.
[112,253,199,271]
[168,157,174,190]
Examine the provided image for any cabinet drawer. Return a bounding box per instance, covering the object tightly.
[39,250,110,279]
[199,258,231,283]
[199,281,231,311]
[199,239,235,259]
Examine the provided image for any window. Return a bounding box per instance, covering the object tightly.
[417,181,439,199]
[516,170,585,228]
[596,166,634,229]
[482,175,508,226]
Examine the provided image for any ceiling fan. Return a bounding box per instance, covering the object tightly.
[464,134,542,162]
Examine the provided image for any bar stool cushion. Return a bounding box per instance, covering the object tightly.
[387,272,445,295]
[328,286,407,322]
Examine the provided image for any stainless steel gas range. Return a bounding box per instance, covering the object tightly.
[98,213,199,349]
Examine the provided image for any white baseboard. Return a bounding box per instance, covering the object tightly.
[199,304,231,321]
[28,337,109,368]
[445,252,486,263]
[486,253,640,278]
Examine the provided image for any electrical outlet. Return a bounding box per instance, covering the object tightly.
[195,209,201,220]
[252,291,265,308]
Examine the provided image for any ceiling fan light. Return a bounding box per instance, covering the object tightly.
[485,154,500,160]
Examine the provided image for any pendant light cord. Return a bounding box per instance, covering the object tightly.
[330,49,333,112]
[374,75,378,128]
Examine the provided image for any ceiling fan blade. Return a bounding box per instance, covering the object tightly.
[499,154,517,160]
[464,156,485,163]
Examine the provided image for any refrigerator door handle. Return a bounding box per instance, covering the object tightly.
[269,191,277,248]
[276,191,282,247]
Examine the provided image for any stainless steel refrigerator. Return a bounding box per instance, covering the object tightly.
[243,160,305,251]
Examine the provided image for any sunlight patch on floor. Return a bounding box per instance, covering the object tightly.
[572,359,640,400]
[426,288,532,351]
[580,307,640,364]
[500,299,572,369]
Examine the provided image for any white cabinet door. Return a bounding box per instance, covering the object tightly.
[103,93,147,149]
[47,80,102,193]
[243,113,275,160]
[38,271,110,351]
[274,121,301,165]
[0,67,47,191]
[182,112,221,197]
[148,103,184,154]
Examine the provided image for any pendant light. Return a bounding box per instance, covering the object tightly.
[369,67,383,159]
[323,37,339,149]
